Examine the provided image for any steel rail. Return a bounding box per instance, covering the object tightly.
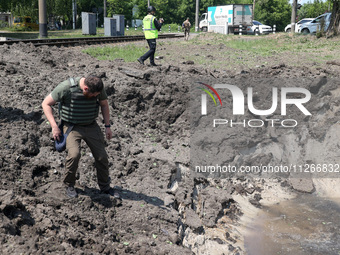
[0,33,183,47]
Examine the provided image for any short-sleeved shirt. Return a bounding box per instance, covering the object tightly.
[183,20,191,29]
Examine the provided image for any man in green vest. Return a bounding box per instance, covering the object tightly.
[42,75,120,199]
[137,6,163,66]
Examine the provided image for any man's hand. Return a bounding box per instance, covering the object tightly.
[52,126,62,141]
[159,18,164,23]
[42,94,60,140]
[105,127,113,140]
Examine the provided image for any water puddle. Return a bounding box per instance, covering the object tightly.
[244,194,340,255]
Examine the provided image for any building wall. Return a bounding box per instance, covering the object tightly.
[0,13,12,27]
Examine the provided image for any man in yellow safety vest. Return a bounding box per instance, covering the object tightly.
[137,6,164,66]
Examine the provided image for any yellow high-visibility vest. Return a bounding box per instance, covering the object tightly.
[143,14,158,39]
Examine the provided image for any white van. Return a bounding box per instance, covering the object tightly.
[298,13,331,34]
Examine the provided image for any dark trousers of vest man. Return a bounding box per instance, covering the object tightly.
[140,38,157,64]
[63,122,110,191]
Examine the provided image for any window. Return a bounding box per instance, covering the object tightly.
[299,19,311,24]
[253,21,262,25]
[14,17,23,23]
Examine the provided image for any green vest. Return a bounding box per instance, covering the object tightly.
[143,14,158,39]
[60,78,99,125]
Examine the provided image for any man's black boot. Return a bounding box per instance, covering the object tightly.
[137,58,144,65]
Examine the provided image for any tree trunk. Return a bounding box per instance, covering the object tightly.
[104,0,107,18]
[291,0,297,33]
[326,0,340,37]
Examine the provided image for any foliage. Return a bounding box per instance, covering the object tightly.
[0,0,9,12]
[0,20,8,27]
[7,0,39,21]
[255,0,291,31]
[164,23,186,32]
[298,0,332,20]
[78,0,103,13]
[134,0,189,25]
[107,0,134,23]
[46,0,73,28]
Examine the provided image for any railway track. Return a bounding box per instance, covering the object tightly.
[0,33,184,47]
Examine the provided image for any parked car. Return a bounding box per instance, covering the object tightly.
[247,20,272,35]
[284,18,313,33]
[13,16,39,31]
[298,13,331,34]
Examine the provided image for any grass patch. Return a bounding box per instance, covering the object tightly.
[0,31,40,39]
[0,26,186,40]
[225,37,292,56]
[83,44,146,62]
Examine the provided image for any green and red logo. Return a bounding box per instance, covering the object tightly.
[197,82,222,115]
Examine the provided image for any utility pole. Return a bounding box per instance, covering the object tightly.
[104,0,107,18]
[290,0,297,33]
[148,0,150,7]
[38,0,47,38]
[195,0,199,32]
[253,0,255,21]
[72,0,77,29]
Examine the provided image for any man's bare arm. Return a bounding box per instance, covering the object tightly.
[42,94,61,140]
[99,99,112,140]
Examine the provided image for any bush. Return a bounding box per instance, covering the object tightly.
[161,23,182,33]
[0,21,8,28]
[316,18,326,38]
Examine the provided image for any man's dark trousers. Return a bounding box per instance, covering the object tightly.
[140,39,156,64]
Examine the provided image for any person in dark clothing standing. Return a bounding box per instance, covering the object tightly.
[42,75,120,199]
[137,6,163,66]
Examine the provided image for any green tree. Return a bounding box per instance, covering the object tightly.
[7,0,39,20]
[78,0,103,12]
[255,0,291,31]
[134,0,177,24]
[326,0,340,36]
[177,0,196,23]
[46,0,73,28]
[298,0,331,19]
[199,0,237,14]
[77,0,104,27]
[0,0,10,12]
[107,0,134,24]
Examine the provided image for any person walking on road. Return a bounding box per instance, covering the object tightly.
[182,17,191,41]
[137,6,164,66]
[42,75,120,199]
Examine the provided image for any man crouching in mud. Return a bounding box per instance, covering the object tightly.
[42,75,120,199]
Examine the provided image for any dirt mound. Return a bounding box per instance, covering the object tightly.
[1,37,340,254]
